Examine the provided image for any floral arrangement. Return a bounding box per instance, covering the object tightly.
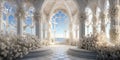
[40,40,50,46]
[78,34,98,51]
[0,33,41,60]
[109,4,120,19]
[110,26,120,45]
[78,32,120,59]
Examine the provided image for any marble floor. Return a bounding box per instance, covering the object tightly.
[20,45,96,60]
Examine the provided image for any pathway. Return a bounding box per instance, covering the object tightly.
[20,45,96,60]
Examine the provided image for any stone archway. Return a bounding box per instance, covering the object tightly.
[40,0,80,44]
[50,10,70,44]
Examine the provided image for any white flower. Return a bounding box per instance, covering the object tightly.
[0,32,42,59]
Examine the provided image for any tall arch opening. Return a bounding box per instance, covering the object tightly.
[41,0,79,45]
[51,10,70,43]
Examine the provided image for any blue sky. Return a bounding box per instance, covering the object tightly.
[3,2,69,37]
[2,2,34,34]
[51,11,69,38]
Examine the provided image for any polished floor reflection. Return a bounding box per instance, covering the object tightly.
[21,45,95,60]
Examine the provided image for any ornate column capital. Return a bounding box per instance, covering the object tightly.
[109,5,120,18]
[34,11,41,21]
[15,7,25,20]
[79,12,86,22]
[100,11,106,33]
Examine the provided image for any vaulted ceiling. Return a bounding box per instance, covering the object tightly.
[42,0,79,17]
[3,0,102,16]
[0,0,111,25]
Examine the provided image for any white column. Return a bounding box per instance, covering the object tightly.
[99,0,106,33]
[34,11,41,39]
[14,0,24,35]
[48,21,52,40]
[0,0,2,31]
[79,12,86,38]
[43,15,47,40]
[40,22,43,40]
[100,11,106,33]
[110,0,120,27]
[0,20,1,32]
[92,14,97,34]
[54,22,56,41]
[43,23,46,40]
[69,22,73,41]
[17,19,23,35]
[6,11,10,33]
[76,29,78,39]
[31,18,34,35]
[45,23,47,40]
[0,5,1,31]
[64,30,67,38]
[109,0,120,44]
[46,20,51,41]
[16,8,24,35]
[45,24,47,40]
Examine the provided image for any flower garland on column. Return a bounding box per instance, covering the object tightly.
[109,4,120,45]
[0,2,2,31]
[100,12,106,33]
[92,13,98,35]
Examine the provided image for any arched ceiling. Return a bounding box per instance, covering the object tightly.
[42,0,79,17]
[1,0,114,26]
